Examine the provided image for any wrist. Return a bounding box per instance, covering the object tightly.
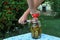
[23,8,30,16]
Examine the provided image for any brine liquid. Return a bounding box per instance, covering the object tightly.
[30,25,41,39]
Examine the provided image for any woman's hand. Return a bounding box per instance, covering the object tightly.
[18,15,27,24]
[18,8,30,24]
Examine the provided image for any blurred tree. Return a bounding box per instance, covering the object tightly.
[45,0,60,18]
[0,0,28,38]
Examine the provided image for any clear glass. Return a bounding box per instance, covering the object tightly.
[30,18,41,39]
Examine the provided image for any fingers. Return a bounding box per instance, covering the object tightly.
[18,15,27,24]
[18,19,26,24]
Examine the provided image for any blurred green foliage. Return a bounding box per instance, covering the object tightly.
[51,0,60,18]
[46,0,60,18]
[0,0,28,39]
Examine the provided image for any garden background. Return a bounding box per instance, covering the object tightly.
[0,0,60,40]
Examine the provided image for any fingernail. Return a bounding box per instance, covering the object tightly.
[24,20,27,22]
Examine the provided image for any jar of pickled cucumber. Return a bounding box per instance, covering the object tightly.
[30,18,41,39]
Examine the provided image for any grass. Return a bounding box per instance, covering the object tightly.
[40,16,60,37]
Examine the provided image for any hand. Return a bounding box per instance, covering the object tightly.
[18,15,27,24]
[18,8,30,24]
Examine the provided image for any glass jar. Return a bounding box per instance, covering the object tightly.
[30,18,41,39]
